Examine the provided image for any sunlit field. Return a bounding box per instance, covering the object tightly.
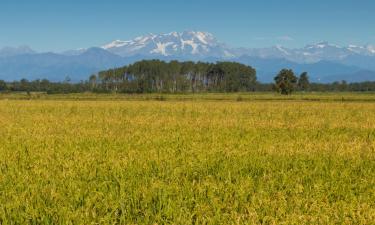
[0,93,374,224]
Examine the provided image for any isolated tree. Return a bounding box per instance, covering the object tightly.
[0,80,7,91]
[298,72,310,91]
[274,69,297,95]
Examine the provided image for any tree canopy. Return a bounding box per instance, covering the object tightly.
[298,72,310,91]
[2,61,375,94]
[0,80,7,91]
[95,60,257,93]
[274,69,298,95]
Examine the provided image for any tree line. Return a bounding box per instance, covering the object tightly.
[271,69,375,94]
[91,60,257,93]
[0,79,89,94]
[1,60,375,94]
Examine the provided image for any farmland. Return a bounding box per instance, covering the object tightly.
[0,93,374,224]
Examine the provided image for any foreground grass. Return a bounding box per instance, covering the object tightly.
[0,96,374,224]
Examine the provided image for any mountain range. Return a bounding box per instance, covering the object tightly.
[1,31,375,82]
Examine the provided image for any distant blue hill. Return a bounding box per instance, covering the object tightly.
[320,70,375,83]
[0,48,128,81]
[1,31,375,83]
[230,56,362,82]
[0,50,372,83]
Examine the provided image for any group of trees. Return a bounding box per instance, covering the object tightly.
[0,79,89,94]
[1,60,375,94]
[271,69,375,94]
[274,69,310,95]
[91,60,257,93]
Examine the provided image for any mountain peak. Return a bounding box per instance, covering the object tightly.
[366,45,375,53]
[100,33,375,61]
[305,42,342,49]
[102,40,131,49]
[101,31,229,58]
[2,36,375,83]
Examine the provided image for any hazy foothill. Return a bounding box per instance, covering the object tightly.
[1,31,375,83]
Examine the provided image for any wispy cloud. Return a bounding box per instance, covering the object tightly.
[252,37,270,41]
[253,36,294,42]
[277,36,294,41]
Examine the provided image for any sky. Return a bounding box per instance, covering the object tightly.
[0,0,374,52]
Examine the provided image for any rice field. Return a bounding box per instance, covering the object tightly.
[0,93,374,224]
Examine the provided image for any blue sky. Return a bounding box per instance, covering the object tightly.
[0,0,374,51]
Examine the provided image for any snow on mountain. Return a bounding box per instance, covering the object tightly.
[102,31,233,58]
[101,32,375,64]
[305,42,342,50]
[275,45,291,56]
[1,31,375,82]
[102,40,130,49]
[234,46,292,59]
[289,42,351,63]
[367,45,375,54]
[346,44,375,55]
[233,42,360,63]
[304,42,375,57]
[270,42,375,63]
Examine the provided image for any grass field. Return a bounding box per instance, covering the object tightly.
[2,91,375,102]
[0,93,374,224]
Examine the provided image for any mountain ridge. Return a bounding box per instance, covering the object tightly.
[99,32,375,63]
[1,31,375,82]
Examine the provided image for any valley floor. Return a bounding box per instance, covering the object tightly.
[0,93,374,223]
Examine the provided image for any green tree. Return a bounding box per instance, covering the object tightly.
[0,80,7,91]
[298,72,310,91]
[97,60,258,93]
[338,80,348,92]
[274,69,297,95]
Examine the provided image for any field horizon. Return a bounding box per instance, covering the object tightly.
[2,0,375,224]
[0,92,374,223]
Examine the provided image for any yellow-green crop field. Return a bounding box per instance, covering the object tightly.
[0,93,374,224]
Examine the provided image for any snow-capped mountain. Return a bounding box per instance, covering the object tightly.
[232,45,293,60]
[1,31,375,83]
[102,31,234,58]
[289,42,353,63]
[236,42,375,63]
[347,44,375,55]
[100,31,375,64]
